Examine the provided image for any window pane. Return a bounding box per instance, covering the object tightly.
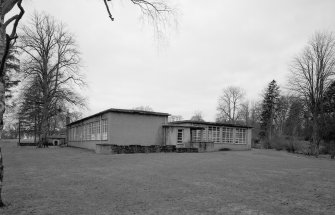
[177,129,183,143]
[235,128,246,144]
[102,119,108,140]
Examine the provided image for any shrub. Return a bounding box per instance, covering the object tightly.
[285,139,295,153]
[269,136,286,151]
[320,140,335,155]
[218,148,231,151]
[262,140,271,149]
[268,136,335,156]
[285,138,311,155]
[251,138,260,148]
[267,136,311,155]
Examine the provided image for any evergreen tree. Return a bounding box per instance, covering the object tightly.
[4,46,20,101]
[260,80,280,146]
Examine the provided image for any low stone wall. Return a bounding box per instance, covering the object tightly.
[95,142,251,154]
[181,142,215,152]
[182,142,251,152]
[190,142,215,152]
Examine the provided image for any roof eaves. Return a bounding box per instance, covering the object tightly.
[169,120,253,128]
[67,108,170,126]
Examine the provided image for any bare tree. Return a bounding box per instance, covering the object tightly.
[169,115,183,122]
[284,97,305,137]
[217,86,245,124]
[133,105,154,111]
[18,13,86,147]
[249,101,262,126]
[289,31,335,155]
[274,95,290,136]
[0,0,175,206]
[239,101,250,125]
[190,111,204,122]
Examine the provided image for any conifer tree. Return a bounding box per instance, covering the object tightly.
[260,80,280,147]
[4,46,20,100]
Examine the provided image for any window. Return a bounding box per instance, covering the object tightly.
[77,126,82,141]
[97,121,101,140]
[83,124,86,141]
[72,128,75,141]
[74,127,77,141]
[88,123,92,140]
[72,127,75,141]
[69,128,72,141]
[208,127,213,141]
[191,130,196,142]
[86,124,90,140]
[177,129,183,143]
[207,126,220,143]
[92,123,96,140]
[69,120,108,141]
[192,130,202,142]
[101,119,108,140]
[222,127,233,143]
[70,126,82,141]
[213,127,220,143]
[235,128,247,144]
[91,122,97,140]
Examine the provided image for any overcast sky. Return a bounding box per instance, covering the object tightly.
[16,0,335,121]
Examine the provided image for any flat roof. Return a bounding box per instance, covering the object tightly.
[67,108,170,126]
[162,124,205,129]
[168,120,253,129]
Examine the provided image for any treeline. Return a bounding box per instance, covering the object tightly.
[215,32,335,156]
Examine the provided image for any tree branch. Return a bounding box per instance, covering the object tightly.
[103,0,114,21]
[0,0,24,77]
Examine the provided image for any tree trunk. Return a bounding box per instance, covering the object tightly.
[0,147,4,207]
[312,114,319,156]
[39,103,49,147]
[0,74,5,208]
[0,6,6,207]
[0,0,24,207]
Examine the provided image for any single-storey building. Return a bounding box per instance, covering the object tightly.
[66,108,169,150]
[67,108,252,151]
[47,135,66,146]
[163,121,252,151]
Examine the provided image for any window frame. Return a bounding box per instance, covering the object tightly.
[222,127,234,144]
[235,128,247,144]
[177,129,184,143]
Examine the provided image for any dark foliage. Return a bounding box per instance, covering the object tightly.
[259,80,280,145]
[4,46,20,100]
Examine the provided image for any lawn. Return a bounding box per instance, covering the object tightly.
[0,140,334,215]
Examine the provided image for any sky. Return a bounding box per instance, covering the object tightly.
[12,0,335,121]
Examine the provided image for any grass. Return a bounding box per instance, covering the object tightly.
[0,140,335,215]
